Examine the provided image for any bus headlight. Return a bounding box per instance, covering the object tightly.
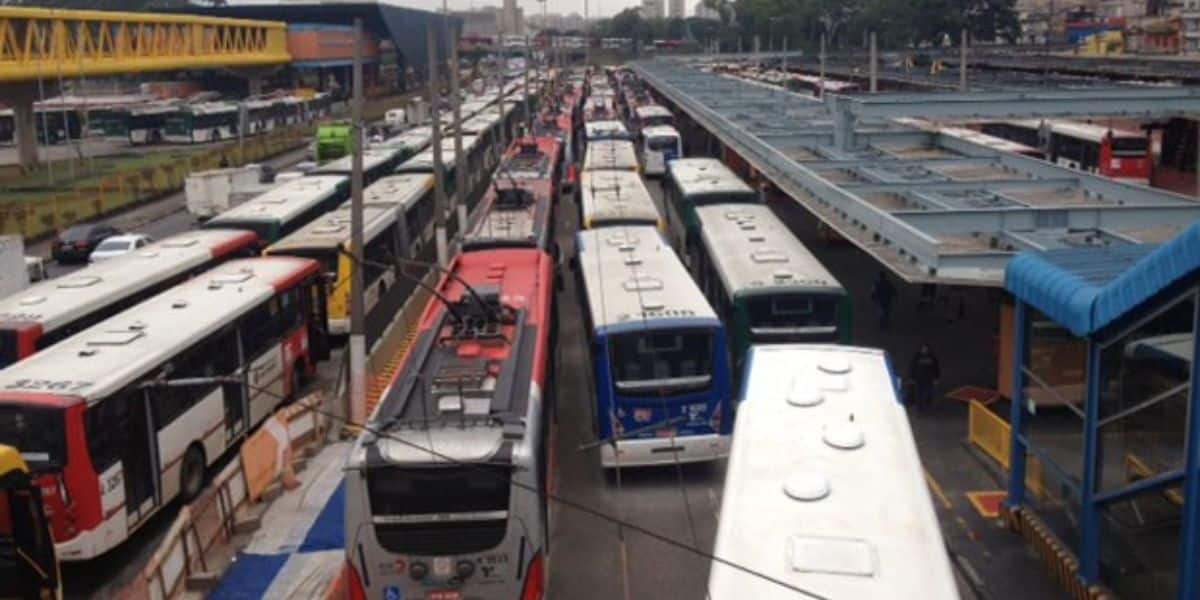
[409,561,429,581]
[456,560,476,579]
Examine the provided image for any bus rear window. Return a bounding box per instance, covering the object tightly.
[608,329,713,395]
[646,137,678,152]
[367,465,511,517]
[748,294,839,333]
[0,404,65,469]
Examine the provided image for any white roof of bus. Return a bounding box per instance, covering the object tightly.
[641,125,680,140]
[311,147,400,176]
[453,112,502,135]
[710,344,958,600]
[0,257,315,401]
[373,126,432,152]
[580,170,661,228]
[396,135,480,172]
[576,226,716,330]
[207,175,346,225]
[0,229,255,332]
[667,158,755,198]
[266,202,397,252]
[939,126,1041,155]
[583,139,639,172]
[696,203,844,298]
[362,173,435,210]
[1003,119,1141,142]
[634,105,673,119]
[585,120,629,139]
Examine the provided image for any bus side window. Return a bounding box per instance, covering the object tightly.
[85,390,134,472]
[239,298,283,359]
[278,289,304,334]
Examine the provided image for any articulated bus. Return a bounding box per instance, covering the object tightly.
[203,175,349,246]
[162,101,240,144]
[266,173,437,341]
[395,135,483,216]
[633,105,675,132]
[689,204,850,372]
[662,158,759,266]
[579,169,663,230]
[344,247,555,600]
[575,226,732,467]
[0,257,329,560]
[0,229,258,369]
[711,344,957,599]
[371,125,433,164]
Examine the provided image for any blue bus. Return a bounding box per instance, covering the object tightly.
[575,225,733,468]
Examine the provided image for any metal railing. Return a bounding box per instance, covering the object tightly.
[967,399,1045,498]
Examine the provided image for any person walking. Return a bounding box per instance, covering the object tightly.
[870,270,896,331]
[909,343,941,411]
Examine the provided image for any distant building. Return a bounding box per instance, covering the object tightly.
[501,0,525,35]
[457,7,502,38]
[1182,0,1200,53]
[641,0,664,19]
[668,0,684,19]
[693,0,721,21]
[527,11,587,32]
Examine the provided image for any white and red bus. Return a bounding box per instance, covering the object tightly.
[344,247,556,600]
[938,126,1046,160]
[0,229,258,369]
[980,120,1151,179]
[465,137,562,253]
[0,256,329,560]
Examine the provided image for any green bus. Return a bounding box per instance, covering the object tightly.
[688,203,851,373]
[662,157,759,269]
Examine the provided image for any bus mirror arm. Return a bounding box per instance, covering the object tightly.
[577,414,688,452]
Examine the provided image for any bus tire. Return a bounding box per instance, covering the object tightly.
[179,444,207,503]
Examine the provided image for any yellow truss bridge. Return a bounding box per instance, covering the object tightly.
[0,7,290,83]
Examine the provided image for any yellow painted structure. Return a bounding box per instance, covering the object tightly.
[0,7,289,82]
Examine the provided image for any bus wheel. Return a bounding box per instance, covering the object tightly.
[180,445,207,503]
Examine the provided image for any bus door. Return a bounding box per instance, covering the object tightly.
[240,298,287,426]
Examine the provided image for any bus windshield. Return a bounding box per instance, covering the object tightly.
[0,404,65,469]
[609,329,713,395]
[367,464,511,517]
[1111,136,1148,156]
[747,294,840,339]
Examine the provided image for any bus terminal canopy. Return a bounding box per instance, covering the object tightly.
[184,0,460,77]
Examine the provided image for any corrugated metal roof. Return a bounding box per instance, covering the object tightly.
[1005,221,1200,336]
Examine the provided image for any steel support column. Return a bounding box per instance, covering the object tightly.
[1078,339,1103,583]
[1177,298,1200,600]
[1006,300,1029,507]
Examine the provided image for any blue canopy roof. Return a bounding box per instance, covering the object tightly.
[1005,222,1200,337]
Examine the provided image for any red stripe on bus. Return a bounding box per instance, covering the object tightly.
[269,258,322,292]
[103,502,126,521]
[0,390,83,408]
[209,230,260,259]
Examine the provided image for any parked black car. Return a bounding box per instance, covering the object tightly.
[51,223,121,263]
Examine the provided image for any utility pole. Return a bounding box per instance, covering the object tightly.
[584,0,591,67]
[429,29,449,266]
[449,9,467,236]
[782,36,788,74]
[959,27,968,92]
[496,23,507,147]
[524,35,532,134]
[349,18,367,427]
[869,31,878,93]
[818,33,826,99]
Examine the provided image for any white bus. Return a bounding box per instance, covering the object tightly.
[310,147,403,188]
[583,120,630,143]
[371,125,432,164]
[395,135,483,215]
[266,172,437,340]
[203,174,349,246]
[0,256,329,560]
[162,101,239,144]
[634,104,675,131]
[0,229,259,368]
[690,203,850,370]
[711,344,958,599]
[582,139,640,174]
[574,226,733,468]
[640,125,682,177]
[579,169,663,230]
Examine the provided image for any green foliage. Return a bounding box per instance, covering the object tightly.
[593,0,1019,49]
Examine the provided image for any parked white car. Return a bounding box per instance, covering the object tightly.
[89,234,153,262]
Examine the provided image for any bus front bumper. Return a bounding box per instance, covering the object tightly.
[600,434,729,468]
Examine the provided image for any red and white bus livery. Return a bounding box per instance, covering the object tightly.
[344,247,556,600]
[0,256,328,560]
[0,229,258,369]
[465,138,561,253]
[980,119,1151,180]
